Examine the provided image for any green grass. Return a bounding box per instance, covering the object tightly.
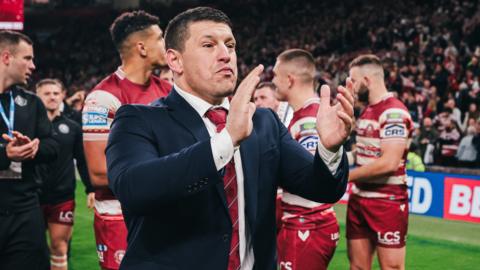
[69,182,480,269]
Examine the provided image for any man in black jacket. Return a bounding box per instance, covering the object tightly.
[0,30,59,270]
[36,78,93,270]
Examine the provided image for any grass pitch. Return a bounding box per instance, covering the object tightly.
[69,182,480,269]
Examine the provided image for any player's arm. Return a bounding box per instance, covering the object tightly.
[349,140,405,182]
[82,90,120,188]
[73,124,94,193]
[84,140,108,187]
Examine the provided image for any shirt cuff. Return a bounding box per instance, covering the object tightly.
[317,141,343,175]
[211,129,235,170]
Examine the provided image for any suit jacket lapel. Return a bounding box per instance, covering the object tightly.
[240,129,259,235]
[164,89,229,214]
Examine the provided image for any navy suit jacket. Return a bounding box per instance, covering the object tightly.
[106,89,348,270]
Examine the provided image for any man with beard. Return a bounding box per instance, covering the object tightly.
[0,30,59,270]
[347,55,413,270]
[82,11,171,270]
[272,49,340,270]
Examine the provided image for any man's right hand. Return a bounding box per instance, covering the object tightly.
[226,64,264,146]
[3,133,40,161]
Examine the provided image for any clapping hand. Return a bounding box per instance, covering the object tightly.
[316,78,355,152]
[226,64,264,146]
[2,131,40,161]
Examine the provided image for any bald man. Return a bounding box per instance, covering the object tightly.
[347,55,413,270]
[273,49,340,270]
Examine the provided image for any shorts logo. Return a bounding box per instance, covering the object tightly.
[58,123,70,134]
[377,231,401,245]
[97,244,107,262]
[383,124,406,138]
[331,232,339,241]
[279,261,293,270]
[82,106,108,126]
[298,135,318,152]
[59,211,73,223]
[400,204,406,212]
[298,230,310,242]
[114,250,125,265]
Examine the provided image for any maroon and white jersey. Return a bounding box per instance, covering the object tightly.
[82,67,172,214]
[281,97,333,213]
[354,93,413,198]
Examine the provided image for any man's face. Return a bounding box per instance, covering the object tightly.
[159,68,173,84]
[143,25,167,67]
[178,21,237,101]
[272,60,289,101]
[4,41,35,86]
[37,84,63,112]
[423,117,432,129]
[349,67,369,103]
[254,86,279,110]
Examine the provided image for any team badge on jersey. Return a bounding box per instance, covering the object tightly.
[14,95,27,106]
[58,123,70,134]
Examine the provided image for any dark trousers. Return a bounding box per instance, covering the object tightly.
[0,207,50,270]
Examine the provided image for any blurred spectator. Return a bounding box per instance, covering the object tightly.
[253,82,279,111]
[437,119,461,166]
[456,125,478,167]
[419,117,438,163]
[158,66,174,84]
[407,144,426,172]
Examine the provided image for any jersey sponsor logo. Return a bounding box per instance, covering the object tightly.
[377,231,401,245]
[385,112,405,123]
[114,250,125,265]
[298,135,318,152]
[59,211,74,223]
[58,123,70,134]
[82,106,108,126]
[383,124,406,138]
[14,95,27,106]
[299,122,316,131]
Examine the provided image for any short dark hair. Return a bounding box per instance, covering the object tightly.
[0,30,33,53]
[349,54,383,69]
[165,7,232,52]
[110,10,160,53]
[256,82,276,91]
[35,78,65,92]
[278,49,315,65]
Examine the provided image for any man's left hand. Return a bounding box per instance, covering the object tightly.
[316,78,354,152]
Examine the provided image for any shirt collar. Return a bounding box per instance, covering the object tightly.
[174,83,230,117]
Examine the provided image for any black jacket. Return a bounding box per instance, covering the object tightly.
[38,115,92,205]
[0,86,59,213]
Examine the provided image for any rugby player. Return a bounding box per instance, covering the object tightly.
[273,49,341,270]
[347,54,413,270]
[82,11,171,270]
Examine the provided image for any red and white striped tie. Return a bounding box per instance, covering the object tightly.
[205,108,240,270]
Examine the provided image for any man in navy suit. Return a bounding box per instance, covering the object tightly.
[106,7,354,270]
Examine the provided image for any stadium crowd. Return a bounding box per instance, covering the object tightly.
[23,0,480,168]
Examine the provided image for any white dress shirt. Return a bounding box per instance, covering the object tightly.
[174,84,342,269]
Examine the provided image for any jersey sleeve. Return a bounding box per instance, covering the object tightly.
[82,90,121,141]
[289,116,319,155]
[378,108,412,143]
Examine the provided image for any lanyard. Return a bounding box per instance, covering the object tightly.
[0,91,15,137]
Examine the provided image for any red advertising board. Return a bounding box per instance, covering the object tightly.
[444,177,480,223]
[0,0,24,30]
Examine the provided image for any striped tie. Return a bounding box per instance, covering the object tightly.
[205,108,241,270]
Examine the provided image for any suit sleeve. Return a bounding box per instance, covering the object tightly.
[274,110,349,203]
[106,105,220,214]
[73,123,94,194]
[34,97,59,163]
